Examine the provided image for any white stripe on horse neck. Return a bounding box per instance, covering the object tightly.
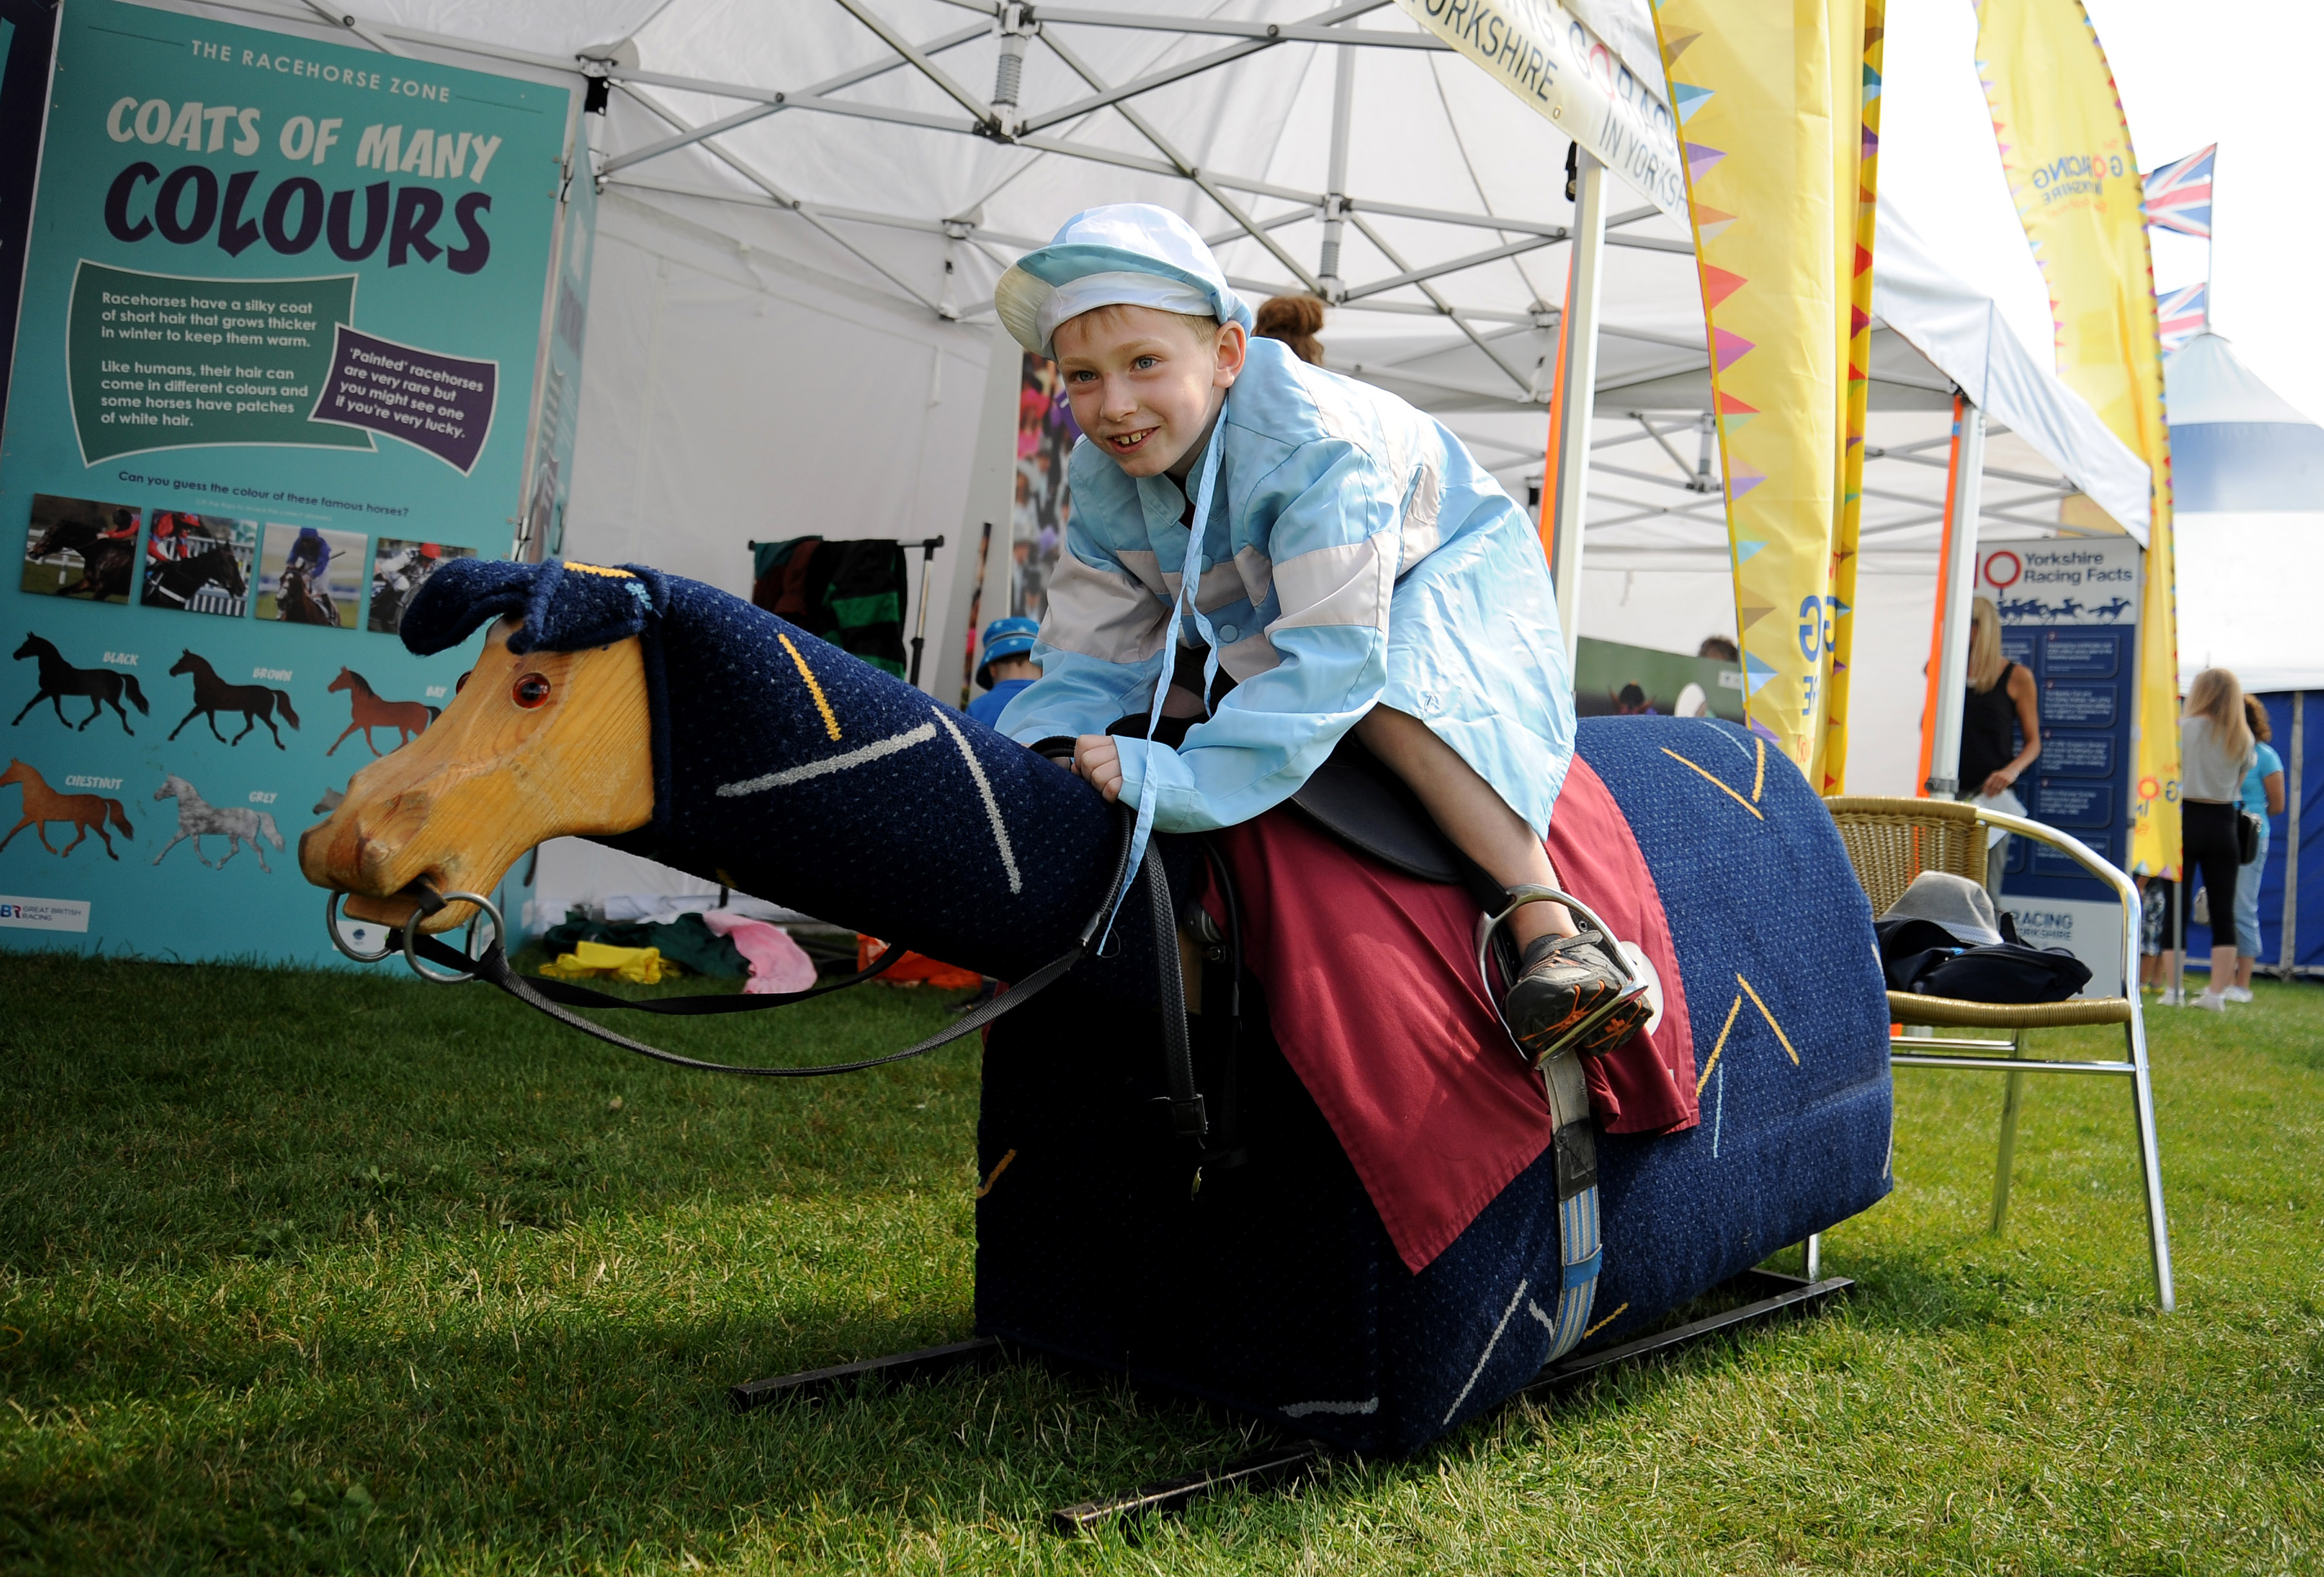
[714,720,938,798]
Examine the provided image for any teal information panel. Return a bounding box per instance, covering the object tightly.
[2,0,582,965]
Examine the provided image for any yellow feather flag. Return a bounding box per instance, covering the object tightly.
[1652,2,1861,774]
[1817,5,1885,795]
[1975,0,2181,877]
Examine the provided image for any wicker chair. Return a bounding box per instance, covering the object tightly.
[1824,796,2174,1311]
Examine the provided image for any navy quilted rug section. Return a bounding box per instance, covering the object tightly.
[1574,716,1895,1348]
[977,718,1892,1456]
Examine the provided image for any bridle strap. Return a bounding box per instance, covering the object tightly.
[396,807,1147,1080]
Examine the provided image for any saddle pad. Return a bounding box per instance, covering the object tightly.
[1204,755,1698,1273]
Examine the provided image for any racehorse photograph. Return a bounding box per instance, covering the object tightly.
[166,651,300,749]
[11,633,149,734]
[151,772,285,872]
[19,494,139,604]
[325,667,441,757]
[258,522,365,627]
[140,515,255,618]
[367,539,475,635]
[0,758,134,858]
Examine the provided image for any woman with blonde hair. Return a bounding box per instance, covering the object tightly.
[2171,667,2259,1009]
[2227,694,2288,1000]
[1955,596,2041,896]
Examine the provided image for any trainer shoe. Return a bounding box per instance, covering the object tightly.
[1504,929,1651,1063]
[2190,989,2228,1012]
[2155,987,2186,1007]
[2224,984,2255,1003]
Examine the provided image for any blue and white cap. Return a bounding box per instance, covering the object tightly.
[996,204,1253,360]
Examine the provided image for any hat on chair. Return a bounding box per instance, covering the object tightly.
[995,204,1253,360]
[975,616,1040,690]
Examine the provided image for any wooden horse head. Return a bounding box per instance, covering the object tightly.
[301,595,653,933]
[300,558,1119,980]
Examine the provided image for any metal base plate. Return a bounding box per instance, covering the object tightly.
[726,1268,1851,1533]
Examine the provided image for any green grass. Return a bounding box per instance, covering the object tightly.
[2,951,2318,1574]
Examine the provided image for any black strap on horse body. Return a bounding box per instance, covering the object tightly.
[392,808,1214,1134]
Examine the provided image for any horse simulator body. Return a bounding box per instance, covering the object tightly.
[304,559,1892,1458]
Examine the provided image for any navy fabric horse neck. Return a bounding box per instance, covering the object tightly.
[401,559,1120,982]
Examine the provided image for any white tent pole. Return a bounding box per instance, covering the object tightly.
[1548,148,1608,666]
[1925,398,1988,797]
[952,325,1029,702]
[1319,44,1355,300]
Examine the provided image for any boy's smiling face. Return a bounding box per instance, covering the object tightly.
[1052,304,1247,481]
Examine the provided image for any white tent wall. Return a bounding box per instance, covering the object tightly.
[528,186,1011,928]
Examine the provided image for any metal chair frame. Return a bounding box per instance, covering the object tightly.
[1825,797,2175,1312]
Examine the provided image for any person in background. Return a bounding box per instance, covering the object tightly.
[2176,667,2259,1011]
[1675,635,1738,718]
[1253,294,1326,365]
[966,616,1042,728]
[1957,596,2041,899]
[2227,693,2287,1002]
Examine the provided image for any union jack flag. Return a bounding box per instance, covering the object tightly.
[2142,144,2216,238]
[2156,282,2208,354]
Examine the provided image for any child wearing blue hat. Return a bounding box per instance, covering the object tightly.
[991,204,1644,1060]
[967,616,1042,729]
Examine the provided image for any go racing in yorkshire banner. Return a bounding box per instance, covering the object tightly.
[1975,0,2180,878]
[1,0,586,967]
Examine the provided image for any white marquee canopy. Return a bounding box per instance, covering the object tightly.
[160,0,2157,912]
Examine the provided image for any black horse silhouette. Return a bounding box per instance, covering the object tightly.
[12,633,149,734]
[28,519,135,601]
[273,562,339,626]
[142,546,249,611]
[166,651,300,749]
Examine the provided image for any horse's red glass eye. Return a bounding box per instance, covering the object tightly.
[512,673,552,709]
[455,670,470,694]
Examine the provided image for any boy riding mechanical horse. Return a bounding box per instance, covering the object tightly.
[991,204,1647,1061]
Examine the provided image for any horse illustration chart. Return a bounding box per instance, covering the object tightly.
[27,518,135,601]
[12,634,149,734]
[152,773,284,872]
[167,651,300,749]
[0,759,134,858]
[305,559,1895,1492]
[143,546,249,615]
[325,669,439,756]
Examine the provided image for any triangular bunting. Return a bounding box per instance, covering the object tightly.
[1702,265,1748,307]
[1726,462,1766,499]
[1671,82,1715,125]
[1715,391,1758,416]
[1686,142,1726,180]
[1694,206,1739,245]
[1742,655,1780,696]
[1737,601,1776,629]
[1661,29,1700,62]
[1713,328,1755,370]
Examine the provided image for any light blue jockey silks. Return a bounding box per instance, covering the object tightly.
[997,330,1577,837]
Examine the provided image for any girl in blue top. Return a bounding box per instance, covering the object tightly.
[2229,694,2287,1000]
[992,204,1643,1060]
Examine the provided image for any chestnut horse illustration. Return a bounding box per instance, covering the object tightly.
[1,759,134,858]
[167,651,300,749]
[303,559,1894,1458]
[12,634,149,734]
[325,668,439,757]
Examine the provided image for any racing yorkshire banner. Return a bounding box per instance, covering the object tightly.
[0,0,587,967]
[1975,0,2181,877]
[1816,4,1884,794]
[1392,0,1685,216]
[1652,0,1871,772]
